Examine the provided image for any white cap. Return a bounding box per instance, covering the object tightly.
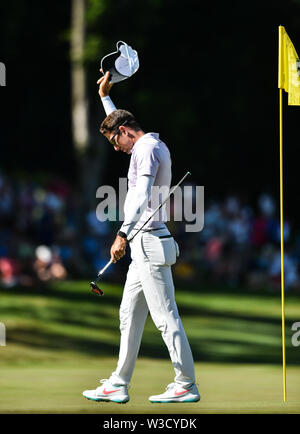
[35,245,52,263]
[100,41,139,83]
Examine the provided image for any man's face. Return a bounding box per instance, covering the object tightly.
[106,127,133,154]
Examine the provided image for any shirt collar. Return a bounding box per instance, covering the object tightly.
[130,133,159,153]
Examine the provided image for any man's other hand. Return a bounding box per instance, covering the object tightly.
[110,235,127,263]
[97,69,113,98]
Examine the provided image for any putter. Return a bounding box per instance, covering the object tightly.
[90,171,191,296]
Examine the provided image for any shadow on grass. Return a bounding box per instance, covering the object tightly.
[2,282,300,365]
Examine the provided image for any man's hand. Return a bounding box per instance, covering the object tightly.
[97,69,113,98]
[110,235,127,263]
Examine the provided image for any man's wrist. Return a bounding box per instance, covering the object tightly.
[117,230,127,240]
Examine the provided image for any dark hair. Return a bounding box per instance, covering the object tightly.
[100,109,142,135]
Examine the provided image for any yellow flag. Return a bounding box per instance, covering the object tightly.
[278,26,300,106]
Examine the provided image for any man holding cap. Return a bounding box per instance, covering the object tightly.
[82,70,200,405]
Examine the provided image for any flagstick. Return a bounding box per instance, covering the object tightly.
[279,86,287,403]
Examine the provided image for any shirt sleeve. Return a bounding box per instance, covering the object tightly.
[101,96,117,116]
[119,174,154,237]
[135,144,160,178]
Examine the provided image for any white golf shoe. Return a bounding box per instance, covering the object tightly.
[149,382,200,403]
[82,379,129,404]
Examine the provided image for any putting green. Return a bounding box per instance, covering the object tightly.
[0,280,300,413]
[0,358,300,413]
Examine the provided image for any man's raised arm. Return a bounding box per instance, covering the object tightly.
[97,70,117,115]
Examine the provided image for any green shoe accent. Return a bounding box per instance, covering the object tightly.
[85,397,102,402]
[150,398,200,403]
[84,395,129,404]
[111,399,129,404]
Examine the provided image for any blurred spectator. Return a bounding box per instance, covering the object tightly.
[0,258,19,287]
[268,249,300,290]
[33,245,67,282]
[258,193,275,217]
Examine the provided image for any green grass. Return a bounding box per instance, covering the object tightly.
[0,280,300,413]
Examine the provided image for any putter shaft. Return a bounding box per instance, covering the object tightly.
[98,259,113,277]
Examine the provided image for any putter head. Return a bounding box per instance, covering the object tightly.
[90,281,104,296]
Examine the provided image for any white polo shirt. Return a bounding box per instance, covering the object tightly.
[125,132,172,231]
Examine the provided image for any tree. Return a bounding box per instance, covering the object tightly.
[70,0,108,210]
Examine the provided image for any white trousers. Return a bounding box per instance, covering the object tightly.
[109,227,195,387]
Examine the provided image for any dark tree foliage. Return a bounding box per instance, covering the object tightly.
[0,1,74,178]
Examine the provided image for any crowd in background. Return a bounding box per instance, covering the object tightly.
[171,193,300,291]
[1,170,300,291]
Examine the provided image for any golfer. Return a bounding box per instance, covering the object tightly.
[83,71,200,404]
